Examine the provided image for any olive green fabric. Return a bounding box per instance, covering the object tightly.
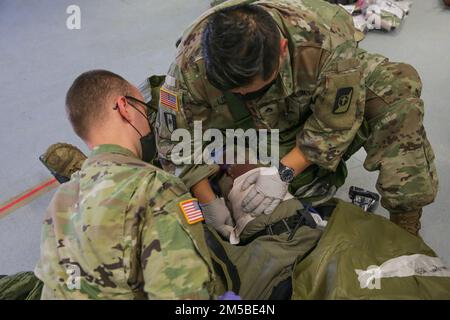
[147,75,166,127]
[179,164,221,191]
[40,143,87,182]
[239,198,303,240]
[224,92,256,130]
[292,199,450,299]
[0,272,43,300]
[210,171,323,299]
[206,224,322,300]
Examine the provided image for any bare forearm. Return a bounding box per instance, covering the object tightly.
[191,178,216,204]
[280,146,312,176]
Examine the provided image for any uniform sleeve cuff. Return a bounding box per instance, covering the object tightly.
[178,164,221,190]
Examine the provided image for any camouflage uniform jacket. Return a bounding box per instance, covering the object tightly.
[34,144,216,299]
[157,0,376,188]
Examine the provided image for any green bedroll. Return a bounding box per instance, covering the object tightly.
[292,200,450,299]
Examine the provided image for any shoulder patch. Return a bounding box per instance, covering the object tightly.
[179,199,204,225]
[164,112,177,133]
[333,87,353,114]
[160,87,179,112]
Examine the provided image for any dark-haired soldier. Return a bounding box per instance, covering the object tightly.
[156,0,438,237]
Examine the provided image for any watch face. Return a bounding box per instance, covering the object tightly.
[280,166,294,182]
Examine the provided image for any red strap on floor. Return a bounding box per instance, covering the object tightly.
[0,178,58,218]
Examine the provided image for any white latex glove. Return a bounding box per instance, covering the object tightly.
[240,167,289,215]
[200,197,235,239]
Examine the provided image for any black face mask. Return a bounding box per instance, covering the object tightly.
[139,131,158,163]
[116,96,158,163]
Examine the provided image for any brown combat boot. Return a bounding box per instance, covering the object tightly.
[390,209,422,237]
[40,143,87,183]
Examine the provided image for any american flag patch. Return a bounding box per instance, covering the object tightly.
[179,199,204,225]
[160,87,179,111]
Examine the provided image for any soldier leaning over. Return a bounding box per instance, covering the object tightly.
[156,0,438,237]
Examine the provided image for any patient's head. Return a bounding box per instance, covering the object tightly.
[65,70,151,158]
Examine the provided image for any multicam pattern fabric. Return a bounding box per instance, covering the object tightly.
[34,144,215,299]
[156,0,437,214]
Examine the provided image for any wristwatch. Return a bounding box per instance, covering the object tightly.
[278,162,295,183]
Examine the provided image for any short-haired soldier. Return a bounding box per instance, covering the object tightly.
[35,70,217,299]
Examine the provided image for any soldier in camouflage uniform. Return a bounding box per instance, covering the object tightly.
[34,70,218,299]
[156,0,438,236]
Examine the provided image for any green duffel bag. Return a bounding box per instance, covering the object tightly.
[292,199,450,300]
[0,272,43,300]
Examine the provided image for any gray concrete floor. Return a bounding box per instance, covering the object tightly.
[0,0,449,275]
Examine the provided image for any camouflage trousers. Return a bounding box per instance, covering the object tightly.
[362,61,438,214]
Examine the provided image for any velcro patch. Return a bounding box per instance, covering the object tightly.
[179,199,204,225]
[160,87,179,111]
[164,112,177,133]
[164,75,177,88]
[333,87,353,114]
